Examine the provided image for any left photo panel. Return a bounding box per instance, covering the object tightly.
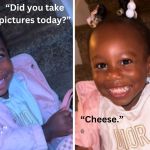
[0,0,73,149]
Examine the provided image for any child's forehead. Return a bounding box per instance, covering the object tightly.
[89,21,148,57]
[93,22,137,37]
[90,22,144,47]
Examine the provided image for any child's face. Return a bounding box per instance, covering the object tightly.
[0,39,13,98]
[90,23,150,110]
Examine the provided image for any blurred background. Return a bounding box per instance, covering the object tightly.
[0,0,73,100]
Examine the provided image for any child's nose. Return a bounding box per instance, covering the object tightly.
[106,67,122,81]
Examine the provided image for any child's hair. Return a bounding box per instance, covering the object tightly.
[90,16,150,56]
[0,30,7,48]
[0,30,10,56]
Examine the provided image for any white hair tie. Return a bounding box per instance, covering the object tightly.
[126,0,137,19]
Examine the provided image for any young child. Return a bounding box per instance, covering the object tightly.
[76,16,150,150]
[0,31,72,149]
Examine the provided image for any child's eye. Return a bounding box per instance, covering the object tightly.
[0,53,6,61]
[96,63,107,70]
[121,59,133,65]
[0,53,5,58]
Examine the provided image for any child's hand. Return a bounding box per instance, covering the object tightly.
[42,109,72,142]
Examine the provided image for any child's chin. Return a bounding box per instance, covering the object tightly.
[0,90,9,99]
[110,97,130,107]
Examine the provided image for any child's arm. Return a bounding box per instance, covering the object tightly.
[42,108,72,142]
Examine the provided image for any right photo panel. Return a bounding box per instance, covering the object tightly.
[75,0,150,150]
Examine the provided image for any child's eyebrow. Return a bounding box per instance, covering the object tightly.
[91,55,103,61]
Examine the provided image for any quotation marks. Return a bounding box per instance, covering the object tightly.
[81,116,85,119]
[80,115,124,123]
[62,16,71,23]
[119,116,123,119]
[117,116,124,122]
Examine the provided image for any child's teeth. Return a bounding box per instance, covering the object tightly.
[0,79,4,85]
[109,86,129,94]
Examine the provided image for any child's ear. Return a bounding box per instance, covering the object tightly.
[147,56,150,77]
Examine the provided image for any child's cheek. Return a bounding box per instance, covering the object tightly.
[92,70,105,85]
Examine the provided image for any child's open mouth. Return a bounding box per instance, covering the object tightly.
[0,76,7,90]
[108,86,130,98]
[0,78,5,85]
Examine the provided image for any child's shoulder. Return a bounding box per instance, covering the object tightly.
[11,53,43,83]
[11,53,36,69]
[76,81,100,111]
[11,53,34,62]
[76,81,101,148]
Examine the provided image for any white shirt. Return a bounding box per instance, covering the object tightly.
[99,83,150,150]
